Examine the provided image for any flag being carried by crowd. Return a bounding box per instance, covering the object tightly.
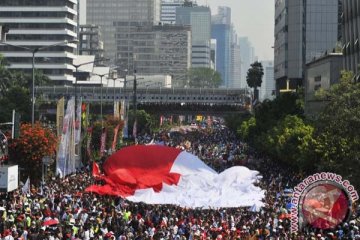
[86,145,264,208]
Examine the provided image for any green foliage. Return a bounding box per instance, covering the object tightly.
[224,112,251,134]
[246,61,264,89]
[263,115,315,169]
[187,67,222,88]
[128,110,154,135]
[0,54,51,123]
[238,116,256,142]
[313,70,360,187]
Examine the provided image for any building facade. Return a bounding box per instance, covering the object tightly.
[211,6,232,88]
[260,60,275,101]
[131,25,191,87]
[87,0,161,60]
[342,0,360,79]
[239,37,255,88]
[79,24,104,62]
[176,5,211,68]
[0,0,78,84]
[230,31,241,89]
[305,53,343,116]
[161,0,185,25]
[274,0,341,92]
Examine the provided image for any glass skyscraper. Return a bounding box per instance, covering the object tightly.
[211,7,231,88]
[176,5,211,68]
[87,0,161,62]
[274,0,341,91]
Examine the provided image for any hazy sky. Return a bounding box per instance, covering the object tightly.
[197,0,275,61]
[81,0,275,61]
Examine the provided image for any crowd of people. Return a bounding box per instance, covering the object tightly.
[1,124,360,240]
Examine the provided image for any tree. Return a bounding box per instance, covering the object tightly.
[187,67,222,88]
[263,115,315,169]
[8,123,57,182]
[0,54,51,123]
[313,71,360,188]
[246,61,264,100]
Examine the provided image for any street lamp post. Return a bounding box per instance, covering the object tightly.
[72,58,109,126]
[92,73,109,127]
[0,40,78,127]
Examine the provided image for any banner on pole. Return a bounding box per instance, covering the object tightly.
[56,97,65,137]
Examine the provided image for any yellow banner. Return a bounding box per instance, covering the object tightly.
[56,97,65,136]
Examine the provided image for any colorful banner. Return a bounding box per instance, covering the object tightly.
[100,129,107,157]
[114,101,120,118]
[160,115,164,126]
[56,97,76,178]
[56,97,65,137]
[120,100,125,120]
[86,127,92,160]
[112,124,120,151]
[75,99,82,144]
[132,119,137,139]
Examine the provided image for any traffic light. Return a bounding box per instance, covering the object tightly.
[0,25,9,42]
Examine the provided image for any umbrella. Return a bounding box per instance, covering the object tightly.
[42,219,59,226]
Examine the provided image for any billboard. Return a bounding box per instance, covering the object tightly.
[0,165,18,192]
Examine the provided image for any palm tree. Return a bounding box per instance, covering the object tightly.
[246,61,264,101]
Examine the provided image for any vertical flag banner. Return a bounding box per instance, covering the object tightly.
[112,124,120,151]
[81,103,88,129]
[120,100,125,120]
[86,127,93,160]
[100,128,107,157]
[22,177,30,195]
[132,119,137,139]
[57,97,76,178]
[160,115,164,126]
[56,97,65,137]
[114,101,120,118]
[75,99,82,144]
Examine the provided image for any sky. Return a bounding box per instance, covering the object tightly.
[80,0,275,61]
[197,0,275,61]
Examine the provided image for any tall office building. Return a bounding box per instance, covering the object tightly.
[239,37,255,88]
[211,6,232,87]
[87,0,161,61]
[176,5,211,68]
[274,0,341,91]
[132,25,191,87]
[230,30,241,88]
[0,0,78,84]
[260,61,275,101]
[343,0,359,79]
[161,0,185,25]
[79,25,104,62]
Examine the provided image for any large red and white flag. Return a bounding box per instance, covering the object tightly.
[85,145,264,208]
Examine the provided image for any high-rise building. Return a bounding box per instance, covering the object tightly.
[161,0,185,25]
[274,0,341,92]
[176,5,211,68]
[0,0,78,84]
[211,6,232,87]
[230,30,241,88]
[87,0,161,61]
[260,61,275,101]
[239,37,255,88]
[132,25,191,87]
[79,25,104,62]
[342,0,359,79]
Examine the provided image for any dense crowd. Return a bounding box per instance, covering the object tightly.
[1,125,360,240]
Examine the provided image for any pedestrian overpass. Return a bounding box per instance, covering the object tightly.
[36,86,252,114]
